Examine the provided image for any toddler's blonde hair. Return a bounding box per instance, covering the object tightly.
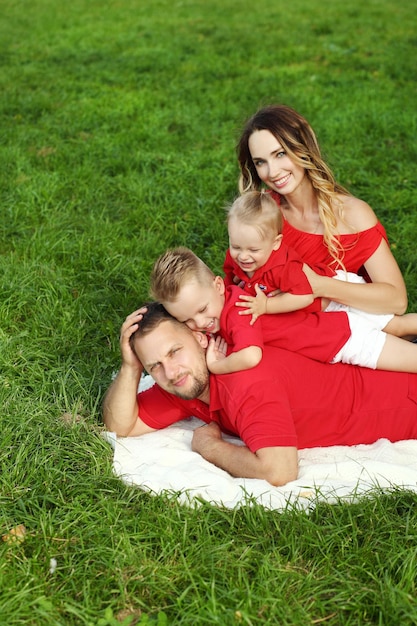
[227,190,283,238]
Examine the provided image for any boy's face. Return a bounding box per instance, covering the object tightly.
[163,276,225,334]
[228,217,282,277]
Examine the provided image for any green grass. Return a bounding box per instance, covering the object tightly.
[1,0,417,622]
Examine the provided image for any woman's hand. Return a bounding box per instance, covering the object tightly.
[301,263,323,295]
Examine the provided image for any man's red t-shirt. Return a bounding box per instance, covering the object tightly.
[137,346,417,453]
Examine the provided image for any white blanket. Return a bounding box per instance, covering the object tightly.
[106,377,417,510]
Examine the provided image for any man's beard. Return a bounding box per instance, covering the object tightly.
[172,369,209,400]
[175,375,208,400]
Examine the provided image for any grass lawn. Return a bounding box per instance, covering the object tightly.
[1,0,417,623]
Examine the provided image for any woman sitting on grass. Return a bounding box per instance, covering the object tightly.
[236,104,408,318]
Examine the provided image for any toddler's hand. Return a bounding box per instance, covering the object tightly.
[235,284,268,325]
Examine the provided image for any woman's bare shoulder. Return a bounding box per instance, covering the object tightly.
[338,194,379,231]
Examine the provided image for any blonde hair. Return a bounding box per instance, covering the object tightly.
[150,247,214,303]
[227,190,283,239]
[237,104,349,268]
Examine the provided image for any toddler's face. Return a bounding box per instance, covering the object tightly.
[163,277,225,335]
[229,217,281,277]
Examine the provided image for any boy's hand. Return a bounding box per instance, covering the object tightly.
[206,336,228,372]
[235,284,268,325]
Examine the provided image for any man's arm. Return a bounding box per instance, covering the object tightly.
[192,423,298,486]
[103,308,156,437]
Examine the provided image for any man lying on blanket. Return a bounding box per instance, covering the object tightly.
[103,302,417,487]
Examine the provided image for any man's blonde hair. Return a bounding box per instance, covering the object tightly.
[226,190,283,238]
[150,247,214,303]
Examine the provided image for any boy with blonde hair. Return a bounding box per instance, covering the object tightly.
[151,246,266,373]
[150,244,417,375]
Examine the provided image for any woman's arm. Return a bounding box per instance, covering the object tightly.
[304,240,407,315]
[304,197,408,315]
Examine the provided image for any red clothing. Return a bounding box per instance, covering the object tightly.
[269,191,389,274]
[282,219,388,275]
[137,346,417,452]
[221,285,351,363]
[223,244,333,313]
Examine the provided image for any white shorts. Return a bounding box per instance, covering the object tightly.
[331,311,387,369]
[325,270,394,331]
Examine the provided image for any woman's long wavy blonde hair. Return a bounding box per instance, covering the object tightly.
[237,104,350,268]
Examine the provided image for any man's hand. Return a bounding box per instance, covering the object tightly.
[206,336,227,372]
[235,284,268,325]
[192,423,299,486]
[103,307,154,437]
[192,422,223,456]
[120,307,148,372]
